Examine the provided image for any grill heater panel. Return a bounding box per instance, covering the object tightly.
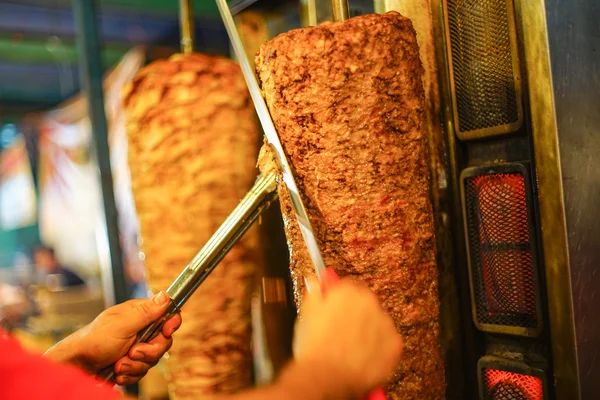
[479,356,547,400]
[445,0,524,139]
[461,163,543,337]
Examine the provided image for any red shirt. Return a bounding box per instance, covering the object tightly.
[0,329,120,400]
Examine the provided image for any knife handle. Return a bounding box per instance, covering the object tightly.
[320,267,387,400]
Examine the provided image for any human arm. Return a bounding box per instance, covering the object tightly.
[215,361,343,400]
[220,277,404,400]
[0,328,122,400]
[44,291,182,386]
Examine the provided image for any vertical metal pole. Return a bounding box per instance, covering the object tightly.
[303,0,318,26]
[72,0,128,306]
[179,0,194,54]
[331,0,349,21]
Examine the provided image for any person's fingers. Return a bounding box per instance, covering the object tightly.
[294,275,325,357]
[303,275,322,301]
[115,357,156,377]
[383,312,404,361]
[115,373,147,386]
[391,329,404,362]
[108,292,171,336]
[161,313,182,338]
[321,267,340,290]
[128,336,173,363]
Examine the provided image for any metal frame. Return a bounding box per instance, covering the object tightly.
[460,162,544,337]
[477,355,548,400]
[442,0,524,140]
[517,0,580,396]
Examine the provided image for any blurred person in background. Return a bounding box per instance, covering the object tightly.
[33,244,85,288]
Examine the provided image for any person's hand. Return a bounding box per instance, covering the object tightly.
[293,276,403,398]
[45,291,182,386]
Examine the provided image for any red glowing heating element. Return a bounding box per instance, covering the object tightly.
[475,173,529,244]
[467,172,537,325]
[483,368,543,400]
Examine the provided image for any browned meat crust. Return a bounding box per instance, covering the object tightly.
[256,12,445,399]
[124,53,260,398]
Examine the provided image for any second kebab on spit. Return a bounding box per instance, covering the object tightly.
[123,53,263,398]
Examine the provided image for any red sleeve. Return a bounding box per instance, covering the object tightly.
[0,329,121,400]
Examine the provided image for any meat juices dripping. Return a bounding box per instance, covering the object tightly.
[256,12,445,399]
[123,53,261,398]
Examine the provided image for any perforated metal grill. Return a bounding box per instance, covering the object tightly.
[483,368,544,400]
[464,171,539,331]
[445,0,522,137]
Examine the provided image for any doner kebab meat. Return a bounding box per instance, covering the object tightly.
[123,53,260,398]
[256,12,445,399]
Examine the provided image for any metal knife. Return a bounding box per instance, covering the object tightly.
[216,0,327,282]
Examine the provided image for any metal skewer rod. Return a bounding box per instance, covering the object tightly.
[331,0,350,22]
[179,0,194,53]
[166,173,278,308]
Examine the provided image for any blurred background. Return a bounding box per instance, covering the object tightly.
[0,1,235,397]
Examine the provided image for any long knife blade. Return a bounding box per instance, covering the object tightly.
[228,0,260,15]
[216,0,326,281]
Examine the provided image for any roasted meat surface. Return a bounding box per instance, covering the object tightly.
[123,53,260,398]
[256,12,445,399]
